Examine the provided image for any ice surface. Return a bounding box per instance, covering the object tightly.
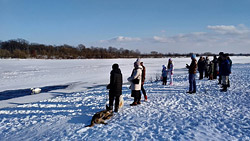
[0,57,250,140]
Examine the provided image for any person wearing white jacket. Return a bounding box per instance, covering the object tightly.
[127,60,143,106]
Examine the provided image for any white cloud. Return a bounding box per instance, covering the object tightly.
[97,24,250,53]
[153,36,175,43]
[207,24,250,34]
[100,36,141,43]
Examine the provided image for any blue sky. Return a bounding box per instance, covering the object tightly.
[0,0,250,53]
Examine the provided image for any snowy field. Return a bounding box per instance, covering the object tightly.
[0,57,250,140]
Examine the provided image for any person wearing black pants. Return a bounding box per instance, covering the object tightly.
[107,64,123,112]
[218,52,224,84]
[128,59,143,106]
[198,56,205,80]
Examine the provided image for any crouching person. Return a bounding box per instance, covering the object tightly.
[107,64,123,112]
[128,60,143,106]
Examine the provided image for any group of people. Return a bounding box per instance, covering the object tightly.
[162,58,174,85]
[197,56,218,80]
[106,59,148,112]
[106,52,232,113]
[187,52,232,93]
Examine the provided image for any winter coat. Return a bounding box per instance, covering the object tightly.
[208,61,214,75]
[205,59,210,70]
[107,68,123,96]
[198,59,206,72]
[127,66,143,90]
[212,58,218,72]
[162,67,168,77]
[141,65,146,84]
[218,56,223,73]
[167,63,174,75]
[219,59,231,76]
[228,57,232,70]
[187,59,197,74]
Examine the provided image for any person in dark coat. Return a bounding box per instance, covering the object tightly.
[225,53,232,87]
[212,55,218,80]
[107,63,123,112]
[198,56,205,80]
[204,56,210,78]
[186,54,197,94]
[140,62,148,101]
[219,54,231,92]
[217,52,224,84]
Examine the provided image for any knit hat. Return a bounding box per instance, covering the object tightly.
[134,58,141,67]
[191,54,196,59]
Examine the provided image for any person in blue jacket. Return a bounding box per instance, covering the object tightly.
[219,54,231,92]
[162,65,168,85]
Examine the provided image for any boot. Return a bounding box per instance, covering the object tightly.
[130,102,137,106]
[220,85,227,92]
[144,95,148,101]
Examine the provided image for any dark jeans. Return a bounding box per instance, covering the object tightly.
[162,76,167,85]
[205,69,209,78]
[199,70,204,79]
[213,70,217,79]
[109,94,120,111]
[141,84,146,97]
[218,75,222,84]
[189,74,196,92]
[132,90,141,103]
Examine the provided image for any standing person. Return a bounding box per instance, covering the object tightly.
[212,55,218,80]
[198,56,205,80]
[204,56,210,78]
[106,64,123,112]
[140,62,148,101]
[208,60,214,80]
[162,65,167,85]
[219,54,231,92]
[127,59,143,106]
[225,53,232,87]
[186,54,197,94]
[167,58,174,85]
[217,52,224,84]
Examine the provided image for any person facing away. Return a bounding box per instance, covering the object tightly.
[225,53,232,87]
[162,65,167,85]
[127,59,143,106]
[218,52,224,84]
[219,54,231,92]
[204,56,210,78]
[208,59,214,80]
[140,62,148,101]
[198,56,205,80]
[106,63,123,112]
[212,55,218,80]
[186,54,197,94]
[167,58,174,85]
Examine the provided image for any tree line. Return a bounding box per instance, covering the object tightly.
[0,39,249,59]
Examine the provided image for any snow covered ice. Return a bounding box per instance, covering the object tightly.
[0,57,250,140]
